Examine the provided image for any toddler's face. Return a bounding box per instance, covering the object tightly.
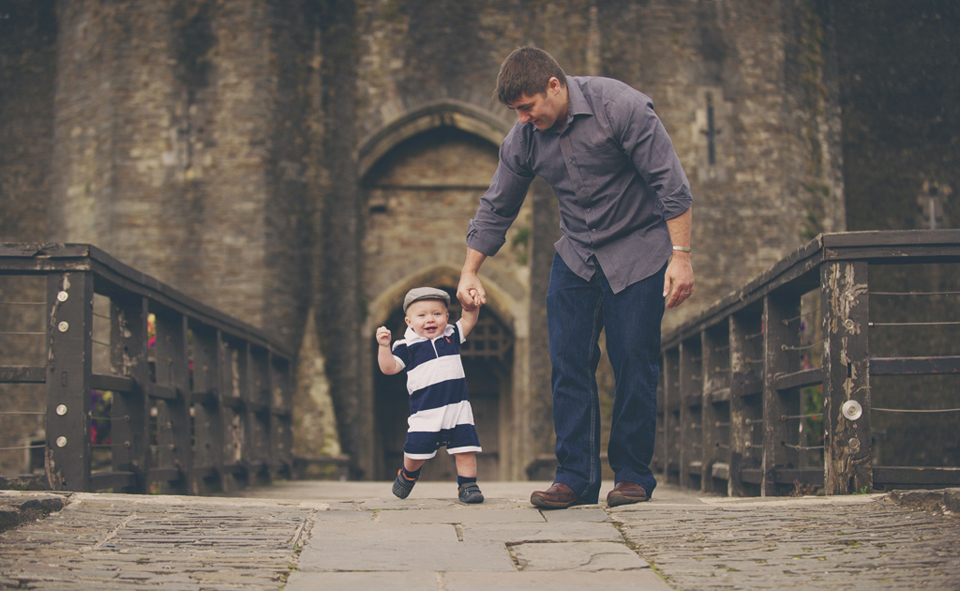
[405,299,449,339]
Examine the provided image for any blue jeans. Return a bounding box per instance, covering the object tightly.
[547,253,665,502]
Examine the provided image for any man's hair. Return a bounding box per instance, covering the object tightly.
[495,47,567,105]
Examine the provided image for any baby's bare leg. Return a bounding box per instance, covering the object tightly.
[403,456,426,472]
[453,452,477,478]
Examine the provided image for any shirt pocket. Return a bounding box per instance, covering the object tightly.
[576,136,625,185]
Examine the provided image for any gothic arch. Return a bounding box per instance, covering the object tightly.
[356,100,513,180]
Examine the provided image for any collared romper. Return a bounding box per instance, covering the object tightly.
[391,321,482,460]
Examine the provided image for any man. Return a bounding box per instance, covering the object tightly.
[457,47,694,508]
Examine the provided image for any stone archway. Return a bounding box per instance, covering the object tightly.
[359,104,529,482]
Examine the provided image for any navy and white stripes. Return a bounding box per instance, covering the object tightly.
[392,321,482,459]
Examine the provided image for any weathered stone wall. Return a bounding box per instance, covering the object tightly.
[47,0,314,348]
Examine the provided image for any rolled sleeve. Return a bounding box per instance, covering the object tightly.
[611,88,692,220]
[466,129,534,256]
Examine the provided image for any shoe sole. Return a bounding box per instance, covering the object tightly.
[606,494,648,507]
[530,494,593,510]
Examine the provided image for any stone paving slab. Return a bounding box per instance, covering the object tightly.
[512,540,651,571]
[375,506,547,524]
[297,539,517,572]
[460,521,622,543]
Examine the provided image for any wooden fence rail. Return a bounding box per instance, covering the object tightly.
[655,230,960,496]
[0,243,294,494]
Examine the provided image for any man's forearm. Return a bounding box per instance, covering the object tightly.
[665,207,692,251]
[461,247,488,276]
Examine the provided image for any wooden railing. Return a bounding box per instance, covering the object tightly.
[0,244,294,494]
[655,230,960,496]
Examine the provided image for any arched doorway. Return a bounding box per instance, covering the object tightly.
[360,104,529,482]
[373,287,513,481]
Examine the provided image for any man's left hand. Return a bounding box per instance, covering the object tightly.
[663,255,694,309]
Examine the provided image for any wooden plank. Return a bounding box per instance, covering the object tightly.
[145,383,180,401]
[0,366,45,383]
[705,387,731,403]
[870,356,960,376]
[873,466,960,486]
[740,468,762,484]
[90,373,136,393]
[711,462,729,480]
[774,368,824,391]
[110,294,150,494]
[821,229,960,248]
[701,326,727,494]
[821,261,872,494]
[152,308,191,495]
[678,339,701,490]
[45,272,93,492]
[762,292,802,496]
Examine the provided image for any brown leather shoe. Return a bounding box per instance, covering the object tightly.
[530,482,590,509]
[606,481,649,507]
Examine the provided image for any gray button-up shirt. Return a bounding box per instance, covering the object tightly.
[466,76,693,293]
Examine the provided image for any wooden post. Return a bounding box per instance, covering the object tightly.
[109,294,150,493]
[153,308,191,494]
[661,347,681,484]
[248,345,270,484]
[762,292,802,496]
[701,325,727,494]
[729,310,761,496]
[821,261,872,494]
[270,353,293,480]
[678,338,702,490]
[45,272,93,491]
[189,322,223,495]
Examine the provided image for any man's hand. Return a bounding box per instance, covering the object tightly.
[457,273,486,311]
[458,248,488,311]
[663,254,694,309]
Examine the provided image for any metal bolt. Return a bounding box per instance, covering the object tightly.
[124,441,131,448]
[168,444,176,451]
[58,321,69,333]
[844,319,855,330]
[56,436,67,447]
[846,291,855,301]
[56,404,68,416]
[57,291,69,302]
[842,399,863,421]
[848,437,861,452]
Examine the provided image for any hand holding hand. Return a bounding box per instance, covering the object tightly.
[457,274,487,311]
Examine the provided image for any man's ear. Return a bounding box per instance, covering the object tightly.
[547,76,561,94]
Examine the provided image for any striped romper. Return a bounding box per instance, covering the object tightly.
[391,321,482,459]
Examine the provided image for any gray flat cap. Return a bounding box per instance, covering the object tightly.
[403,287,450,313]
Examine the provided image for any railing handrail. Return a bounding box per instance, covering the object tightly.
[663,229,960,347]
[0,242,295,495]
[0,243,292,357]
[656,229,960,497]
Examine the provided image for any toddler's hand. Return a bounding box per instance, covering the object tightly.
[376,326,392,347]
[468,288,483,308]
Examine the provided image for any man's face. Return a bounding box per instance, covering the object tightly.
[507,77,568,131]
[404,299,449,339]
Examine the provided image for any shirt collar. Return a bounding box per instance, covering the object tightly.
[556,77,593,133]
[403,323,456,343]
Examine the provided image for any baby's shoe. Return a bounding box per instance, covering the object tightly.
[458,482,484,504]
[393,469,417,499]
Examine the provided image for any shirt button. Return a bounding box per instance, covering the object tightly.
[591,229,596,233]
[586,208,592,212]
